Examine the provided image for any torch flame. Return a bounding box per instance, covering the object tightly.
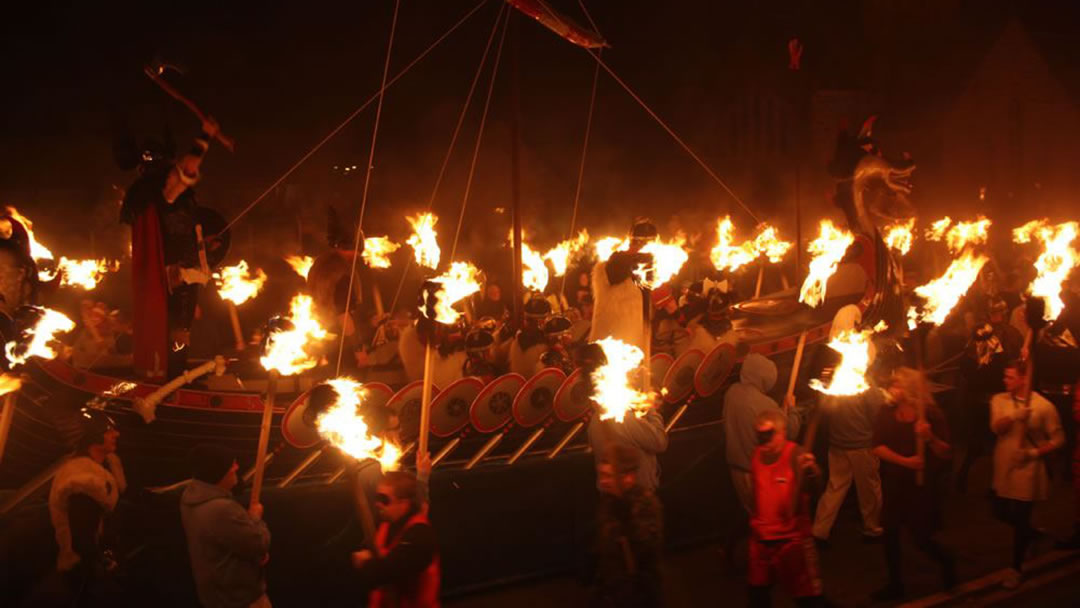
[4,206,56,279]
[595,237,629,262]
[1012,220,1078,321]
[591,337,653,422]
[259,294,329,376]
[57,257,116,290]
[406,213,441,270]
[910,250,989,326]
[362,236,401,269]
[315,377,401,469]
[809,328,873,396]
[284,255,314,280]
[925,217,952,241]
[521,242,550,293]
[426,261,482,325]
[0,373,21,396]
[4,306,75,367]
[214,260,268,306]
[883,219,915,255]
[711,217,792,271]
[943,216,991,253]
[799,220,855,308]
[635,235,690,289]
[710,217,758,272]
[752,224,793,264]
[544,229,590,277]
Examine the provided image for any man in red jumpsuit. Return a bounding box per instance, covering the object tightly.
[749,408,824,608]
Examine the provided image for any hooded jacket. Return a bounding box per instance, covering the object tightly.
[180,480,270,608]
[724,353,801,472]
[588,410,669,491]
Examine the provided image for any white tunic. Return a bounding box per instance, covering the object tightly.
[990,391,1063,501]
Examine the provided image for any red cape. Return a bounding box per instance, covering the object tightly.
[131,204,169,382]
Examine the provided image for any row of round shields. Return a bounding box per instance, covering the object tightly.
[283,341,738,450]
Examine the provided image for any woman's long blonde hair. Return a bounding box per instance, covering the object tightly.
[891,366,934,408]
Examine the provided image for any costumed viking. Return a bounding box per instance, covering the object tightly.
[538,315,575,375]
[398,284,467,388]
[120,119,227,381]
[589,219,657,352]
[0,213,42,348]
[27,409,127,606]
[307,207,376,366]
[462,324,498,384]
[509,297,552,377]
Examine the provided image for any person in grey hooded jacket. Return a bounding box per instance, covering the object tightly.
[180,444,271,608]
[724,352,801,512]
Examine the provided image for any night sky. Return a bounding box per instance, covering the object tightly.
[2,0,1079,264]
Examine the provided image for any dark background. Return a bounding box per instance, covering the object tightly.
[2,0,1078,314]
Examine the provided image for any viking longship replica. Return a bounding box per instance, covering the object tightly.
[0,0,993,599]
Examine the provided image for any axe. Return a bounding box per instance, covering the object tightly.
[144,61,236,152]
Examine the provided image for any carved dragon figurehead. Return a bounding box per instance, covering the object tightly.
[843,116,917,239]
[852,154,916,238]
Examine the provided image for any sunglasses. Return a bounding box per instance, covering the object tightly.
[375,493,393,506]
[755,427,776,446]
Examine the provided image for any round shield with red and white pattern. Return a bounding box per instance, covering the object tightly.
[470,373,526,433]
[513,368,567,428]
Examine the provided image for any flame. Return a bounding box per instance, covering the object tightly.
[544,229,590,277]
[521,242,549,293]
[943,216,991,253]
[910,250,989,326]
[4,206,56,278]
[362,236,401,269]
[0,373,22,396]
[259,294,329,376]
[426,261,482,325]
[752,224,793,264]
[4,306,75,366]
[595,237,629,262]
[635,235,690,289]
[591,337,653,422]
[809,328,873,396]
[925,217,952,241]
[285,255,315,280]
[710,217,758,272]
[406,213,441,270]
[710,217,792,271]
[883,219,915,255]
[214,260,267,306]
[57,257,116,290]
[799,220,855,308]
[377,441,402,471]
[315,377,401,469]
[1012,220,1078,321]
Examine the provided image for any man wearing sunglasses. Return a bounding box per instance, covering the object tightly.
[352,471,440,607]
[748,409,824,608]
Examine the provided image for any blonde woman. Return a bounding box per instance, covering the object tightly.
[869,367,955,601]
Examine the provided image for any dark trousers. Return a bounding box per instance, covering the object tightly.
[882,525,953,589]
[994,497,1035,571]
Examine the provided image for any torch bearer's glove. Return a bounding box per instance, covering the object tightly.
[179,267,210,285]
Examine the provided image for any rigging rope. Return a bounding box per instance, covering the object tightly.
[568,0,757,223]
[387,2,508,315]
[216,0,489,236]
[336,0,400,374]
[559,55,601,300]
[585,49,760,223]
[448,9,510,262]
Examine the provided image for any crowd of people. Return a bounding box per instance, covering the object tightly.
[6,114,1080,608]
